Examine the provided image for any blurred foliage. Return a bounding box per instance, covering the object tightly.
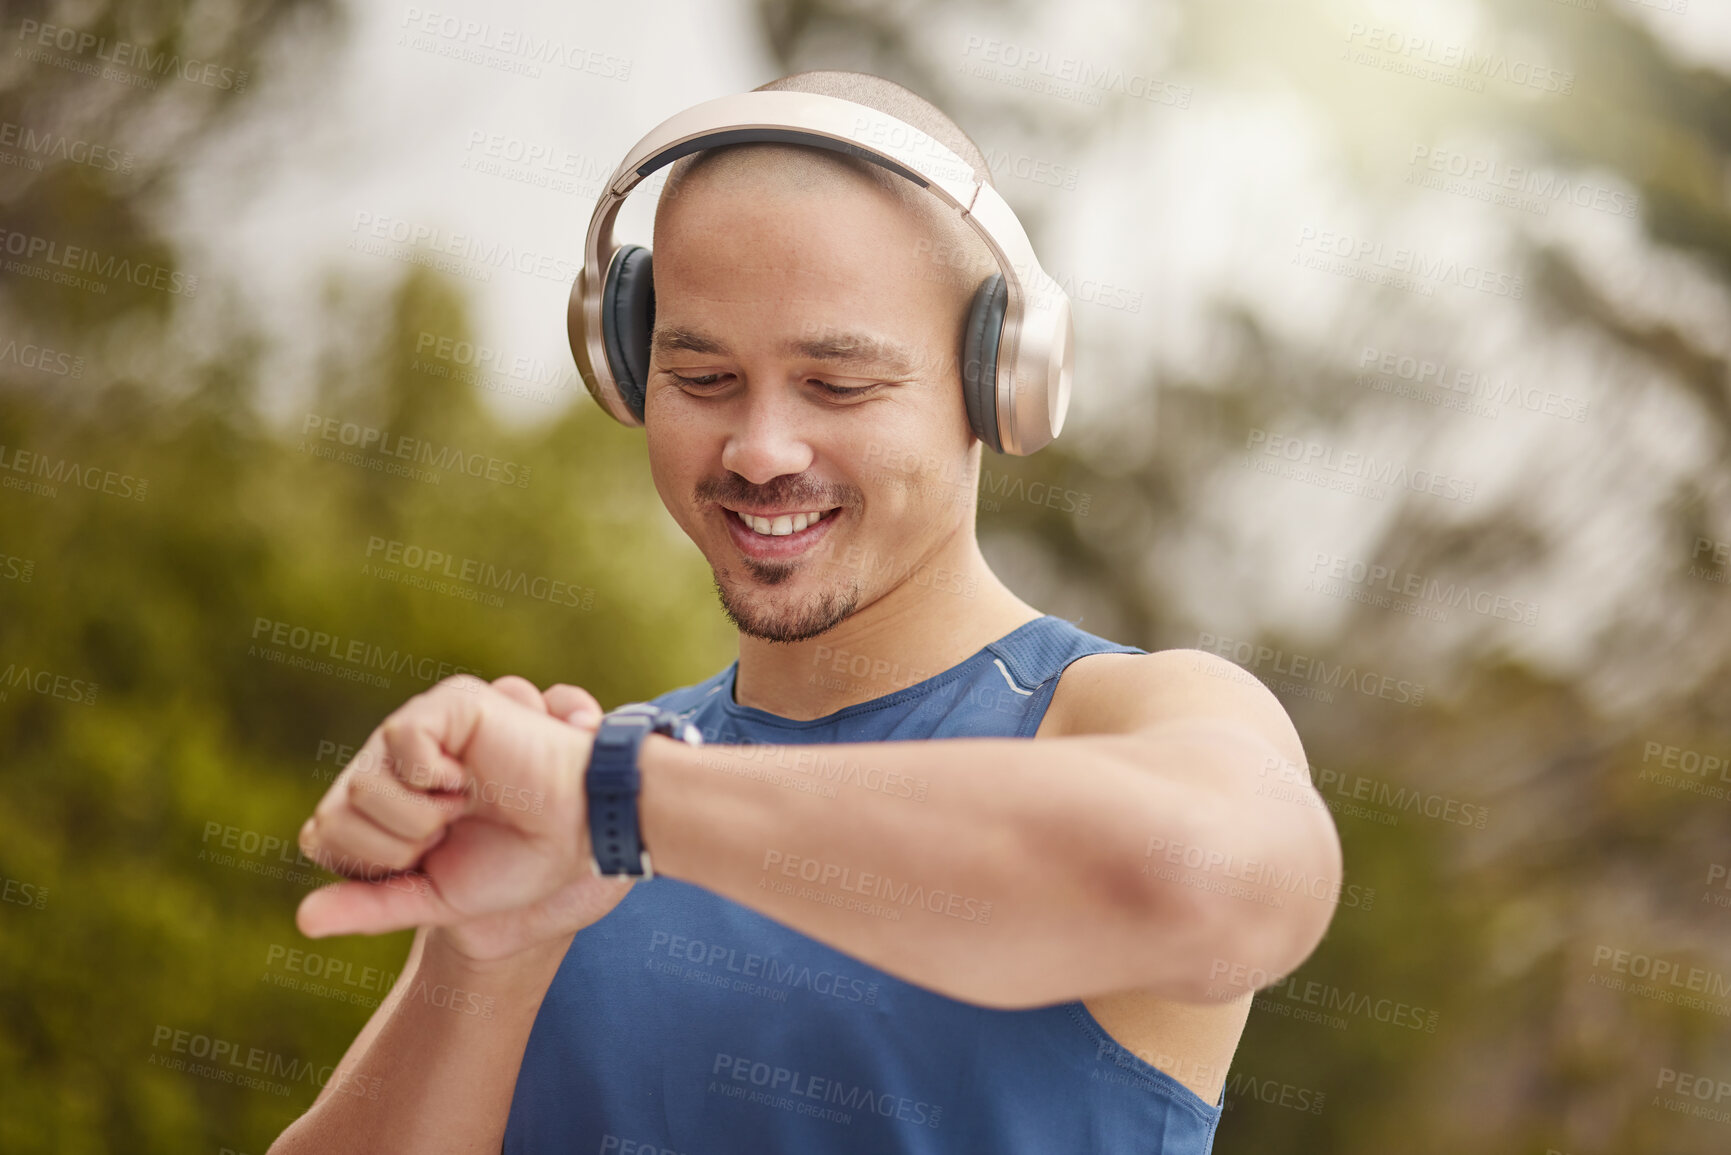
[3,0,1731,1151]
[0,3,732,1150]
[0,263,733,1151]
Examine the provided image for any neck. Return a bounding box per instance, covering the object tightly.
[731,536,1043,721]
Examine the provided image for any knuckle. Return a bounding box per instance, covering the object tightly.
[548,683,599,709]
[313,792,346,825]
[410,756,446,788]
[384,845,420,873]
[350,744,385,778]
[378,719,417,762]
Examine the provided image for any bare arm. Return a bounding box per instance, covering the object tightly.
[268,926,573,1155]
[637,651,1336,1011]
[637,657,1341,1009]
[271,675,615,1154]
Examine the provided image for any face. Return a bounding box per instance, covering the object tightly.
[644,161,983,644]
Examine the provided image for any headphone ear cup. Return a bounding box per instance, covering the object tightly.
[601,244,657,422]
[961,273,1007,455]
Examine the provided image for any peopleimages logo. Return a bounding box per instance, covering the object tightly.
[149,1025,381,1099]
[1406,145,1638,219]
[248,615,485,689]
[348,212,578,284]
[362,536,595,610]
[0,227,197,296]
[16,19,249,91]
[1195,632,1427,707]
[0,661,99,706]
[1222,1070,1327,1115]
[413,329,580,398]
[0,338,85,378]
[396,7,632,81]
[1294,226,1524,299]
[1261,755,1491,830]
[299,412,531,488]
[1141,831,1376,910]
[0,443,148,501]
[648,930,881,1006]
[1653,1066,1731,1126]
[1307,551,1540,627]
[1356,345,1589,424]
[1245,428,1477,504]
[711,1052,944,1129]
[0,120,134,174]
[1262,975,1440,1032]
[1591,945,1731,1004]
[1342,23,1575,95]
[958,35,1192,109]
[759,850,992,924]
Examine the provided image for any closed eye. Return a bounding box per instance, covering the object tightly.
[670,372,726,388]
[811,380,880,398]
[668,372,883,400]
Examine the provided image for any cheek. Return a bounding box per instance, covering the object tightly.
[645,383,719,458]
[644,426,700,521]
[855,444,974,525]
[643,382,703,441]
[865,388,974,497]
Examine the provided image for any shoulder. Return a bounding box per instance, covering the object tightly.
[1040,647,1306,769]
[648,664,734,715]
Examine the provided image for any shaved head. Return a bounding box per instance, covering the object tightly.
[653,71,1000,327]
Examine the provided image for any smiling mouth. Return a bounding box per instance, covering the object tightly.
[728,507,840,537]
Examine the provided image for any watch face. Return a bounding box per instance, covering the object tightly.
[646,708,685,736]
[596,719,646,749]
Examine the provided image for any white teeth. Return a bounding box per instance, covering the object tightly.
[735,508,831,537]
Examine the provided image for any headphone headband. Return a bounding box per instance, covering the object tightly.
[569,89,1072,455]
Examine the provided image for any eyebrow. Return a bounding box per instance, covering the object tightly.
[650,325,922,377]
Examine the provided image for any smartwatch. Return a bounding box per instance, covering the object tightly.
[584,703,703,878]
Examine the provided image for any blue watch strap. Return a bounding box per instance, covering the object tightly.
[587,706,656,878]
[585,704,702,878]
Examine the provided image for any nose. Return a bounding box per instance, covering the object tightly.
[719,380,817,485]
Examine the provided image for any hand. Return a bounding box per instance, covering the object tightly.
[295,675,640,961]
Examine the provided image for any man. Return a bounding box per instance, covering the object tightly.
[268,70,1342,1154]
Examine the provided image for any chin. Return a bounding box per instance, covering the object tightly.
[713,571,862,644]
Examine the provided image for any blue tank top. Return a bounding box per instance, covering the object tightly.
[504,614,1225,1153]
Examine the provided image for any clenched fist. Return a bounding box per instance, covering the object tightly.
[295,674,639,961]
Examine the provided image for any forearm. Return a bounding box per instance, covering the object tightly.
[638,724,1290,1009]
[268,928,572,1155]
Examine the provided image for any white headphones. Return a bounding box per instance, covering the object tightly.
[567,88,1073,455]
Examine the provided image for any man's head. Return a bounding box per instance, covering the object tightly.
[643,71,1002,644]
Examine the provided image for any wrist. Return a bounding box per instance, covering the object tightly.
[636,731,700,880]
[423,924,576,984]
